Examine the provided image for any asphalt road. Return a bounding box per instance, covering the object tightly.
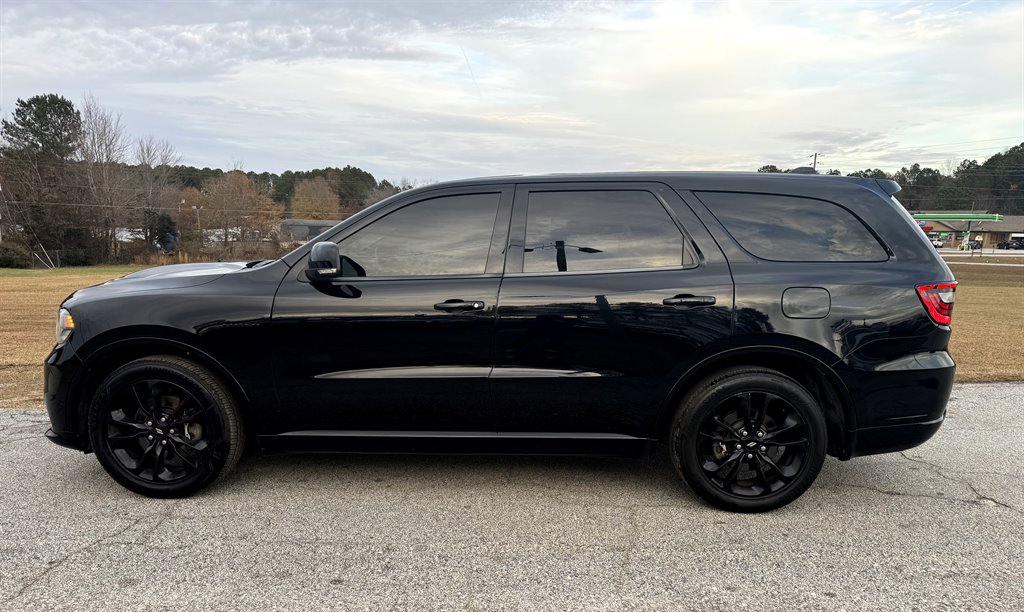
[2,383,1022,611]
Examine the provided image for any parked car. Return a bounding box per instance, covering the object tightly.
[998,239,1024,250]
[43,173,956,512]
[931,238,944,248]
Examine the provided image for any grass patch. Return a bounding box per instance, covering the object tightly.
[0,262,1020,408]
[0,265,142,408]
[942,256,1024,265]
[945,264,1024,383]
[0,265,144,278]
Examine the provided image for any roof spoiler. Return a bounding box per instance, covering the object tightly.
[876,179,901,195]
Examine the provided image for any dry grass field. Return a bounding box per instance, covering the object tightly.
[0,266,142,408]
[944,262,1024,382]
[1,261,1021,408]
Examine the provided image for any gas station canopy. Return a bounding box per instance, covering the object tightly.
[911,214,1004,221]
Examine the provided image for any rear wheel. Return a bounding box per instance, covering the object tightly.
[670,367,827,512]
[87,356,244,498]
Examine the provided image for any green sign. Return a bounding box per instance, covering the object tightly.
[912,213,1004,221]
[940,232,950,237]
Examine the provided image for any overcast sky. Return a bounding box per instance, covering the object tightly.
[1,0,1021,182]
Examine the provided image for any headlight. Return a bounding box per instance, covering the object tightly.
[56,308,75,344]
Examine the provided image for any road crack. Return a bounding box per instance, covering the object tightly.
[0,516,146,606]
[834,482,985,507]
[897,452,1021,514]
[140,500,182,544]
[0,435,43,448]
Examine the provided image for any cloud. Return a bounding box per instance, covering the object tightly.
[1,0,1021,180]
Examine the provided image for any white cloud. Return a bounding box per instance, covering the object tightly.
[1,0,1020,180]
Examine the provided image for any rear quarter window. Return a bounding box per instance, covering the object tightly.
[695,191,888,262]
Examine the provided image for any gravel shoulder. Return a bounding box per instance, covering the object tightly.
[1,382,1022,610]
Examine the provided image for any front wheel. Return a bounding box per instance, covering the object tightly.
[87,356,244,498]
[670,367,827,512]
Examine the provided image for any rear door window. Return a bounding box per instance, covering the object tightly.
[523,190,691,273]
[696,191,888,262]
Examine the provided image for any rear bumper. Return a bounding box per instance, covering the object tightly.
[841,351,955,458]
[845,414,944,458]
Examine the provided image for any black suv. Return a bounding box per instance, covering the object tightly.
[43,173,957,512]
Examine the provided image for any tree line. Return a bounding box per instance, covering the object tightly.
[0,94,412,266]
[756,145,1023,215]
[1,92,1020,267]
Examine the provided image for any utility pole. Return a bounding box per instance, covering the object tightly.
[192,205,203,246]
[810,153,819,171]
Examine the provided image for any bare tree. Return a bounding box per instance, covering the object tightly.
[204,171,282,248]
[136,136,180,181]
[134,136,184,248]
[77,94,135,260]
[291,176,339,220]
[940,157,959,178]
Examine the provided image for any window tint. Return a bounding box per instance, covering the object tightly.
[696,192,887,262]
[338,193,500,276]
[523,190,689,273]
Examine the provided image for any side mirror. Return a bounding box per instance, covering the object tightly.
[305,242,341,281]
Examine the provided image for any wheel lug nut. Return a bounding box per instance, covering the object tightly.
[169,429,175,434]
[146,421,153,426]
[746,453,754,459]
[760,446,767,452]
[734,444,742,450]
[147,435,154,440]
[160,440,167,445]
[756,431,764,438]
[159,417,166,423]
[739,430,748,437]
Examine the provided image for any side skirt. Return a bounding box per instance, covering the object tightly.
[257,431,655,457]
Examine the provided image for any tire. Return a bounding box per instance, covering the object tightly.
[670,366,827,512]
[87,355,244,498]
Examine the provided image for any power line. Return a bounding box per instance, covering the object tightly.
[826,145,1021,165]
[3,199,292,215]
[2,191,1003,214]
[898,136,1022,147]
[0,177,400,201]
[0,170,390,188]
[6,136,1018,175]
[0,158,402,183]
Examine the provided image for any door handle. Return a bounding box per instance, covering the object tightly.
[663,295,716,308]
[434,299,486,312]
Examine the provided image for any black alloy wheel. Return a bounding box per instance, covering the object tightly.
[671,367,827,512]
[88,356,243,498]
[696,391,809,497]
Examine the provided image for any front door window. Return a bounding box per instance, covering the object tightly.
[339,193,501,277]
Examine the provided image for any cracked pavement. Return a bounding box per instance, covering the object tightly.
[1,383,1022,610]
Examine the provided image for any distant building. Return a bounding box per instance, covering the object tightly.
[983,215,1024,245]
[914,210,1024,246]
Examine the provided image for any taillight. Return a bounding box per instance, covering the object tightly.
[916,282,957,326]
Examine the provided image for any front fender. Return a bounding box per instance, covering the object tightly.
[61,327,274,446]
